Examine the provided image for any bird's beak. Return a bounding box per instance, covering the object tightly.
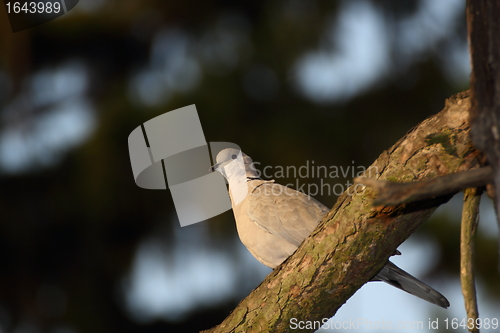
[210,162,223,173]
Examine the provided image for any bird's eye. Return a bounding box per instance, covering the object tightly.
[231,154,237,159]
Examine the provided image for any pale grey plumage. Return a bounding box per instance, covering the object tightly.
[248,182,328,247]
[213,148,449,308]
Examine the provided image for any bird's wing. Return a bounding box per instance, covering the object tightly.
[247,182,329,247]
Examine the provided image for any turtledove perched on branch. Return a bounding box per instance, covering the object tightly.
[212,148,449,308]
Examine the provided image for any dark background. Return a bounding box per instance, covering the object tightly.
[0,0,498,332]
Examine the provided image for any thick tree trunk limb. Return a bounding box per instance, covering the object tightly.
[460,188,481,333]
[202,91,480,333]
[467,0,500,163]
[467,0,500,269]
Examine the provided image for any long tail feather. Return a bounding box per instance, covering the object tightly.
[373,261,450,308]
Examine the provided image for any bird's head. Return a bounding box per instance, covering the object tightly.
[211,148,259,180]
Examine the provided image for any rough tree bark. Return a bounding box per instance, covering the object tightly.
[202,91,481,333]
[467,0,500,260]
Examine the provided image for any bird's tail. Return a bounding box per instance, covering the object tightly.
[372,261,450,308]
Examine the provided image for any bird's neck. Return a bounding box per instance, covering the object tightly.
[225,162,261,206]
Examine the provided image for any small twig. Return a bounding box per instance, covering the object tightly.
[461,188,481,333]
[354,166,493,206]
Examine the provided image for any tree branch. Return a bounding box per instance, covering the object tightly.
[354,166,492,206]
[202,91,480,333]
[460,188,481,333]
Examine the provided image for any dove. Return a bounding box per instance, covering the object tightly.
[212,148,449,308]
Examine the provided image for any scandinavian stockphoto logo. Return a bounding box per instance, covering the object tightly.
[3,0,79,33]
[128,105,242,227]
[128,105,374,227]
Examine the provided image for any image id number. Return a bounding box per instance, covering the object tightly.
[444,317,499,330]
[5,2,61,14]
